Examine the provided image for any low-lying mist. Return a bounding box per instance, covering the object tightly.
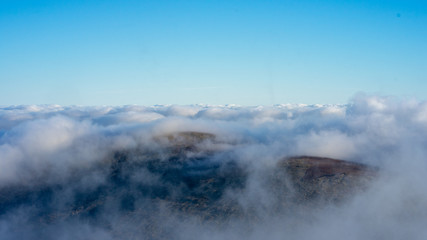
[1,94,427,240]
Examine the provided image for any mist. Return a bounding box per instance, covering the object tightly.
[1,94,427,239]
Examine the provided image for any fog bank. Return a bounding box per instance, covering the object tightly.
[0,94,426,239]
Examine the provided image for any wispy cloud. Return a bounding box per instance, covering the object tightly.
[1,94,427,239]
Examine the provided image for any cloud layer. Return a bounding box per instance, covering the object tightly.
[1,94,427,239]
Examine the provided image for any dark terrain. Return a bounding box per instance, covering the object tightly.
[0,132,377,239]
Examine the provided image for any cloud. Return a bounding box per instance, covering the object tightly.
[0,95,427,239]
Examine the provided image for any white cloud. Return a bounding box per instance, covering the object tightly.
[1,94,427,239]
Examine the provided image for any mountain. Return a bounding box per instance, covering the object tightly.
[0,132,377,239]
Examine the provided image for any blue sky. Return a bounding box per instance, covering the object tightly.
[0,0,426,105]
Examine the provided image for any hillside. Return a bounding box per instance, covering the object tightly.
[0,132,377,239]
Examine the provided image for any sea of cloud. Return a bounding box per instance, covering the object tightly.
[0,94,427,239]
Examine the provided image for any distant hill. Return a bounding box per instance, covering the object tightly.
[0,132,377,239]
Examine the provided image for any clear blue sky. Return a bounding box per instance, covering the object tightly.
[1,0,426,105]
